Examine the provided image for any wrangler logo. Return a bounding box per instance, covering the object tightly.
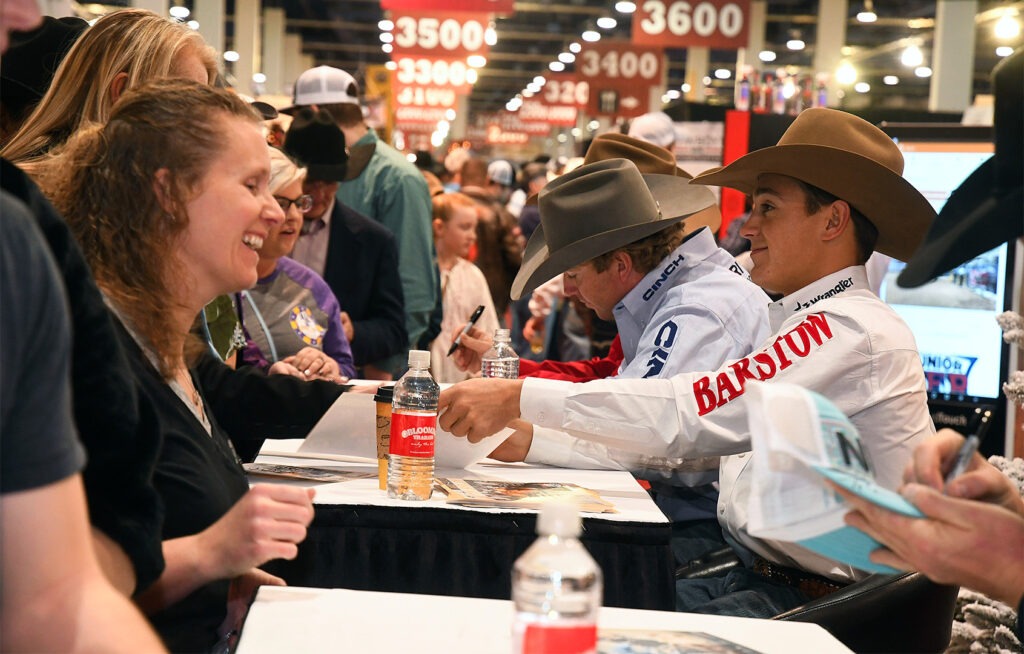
[693,313,834,415]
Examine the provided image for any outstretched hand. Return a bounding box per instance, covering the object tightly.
[438,378,524,442]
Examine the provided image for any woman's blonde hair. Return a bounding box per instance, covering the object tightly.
[268,146,306,195]
[1,8,217,164]
[38,79,260,378]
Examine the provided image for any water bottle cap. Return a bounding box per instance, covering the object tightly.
[408,349,431,368]
[494,328,511,342]
[537,499,581,537]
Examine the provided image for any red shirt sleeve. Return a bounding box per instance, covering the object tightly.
[518,335,623,382]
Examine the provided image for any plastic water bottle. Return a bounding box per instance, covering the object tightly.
[481,328,520,379]
[387,350,438,501]
[512,501,602,654]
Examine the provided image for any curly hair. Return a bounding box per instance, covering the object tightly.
[37,80,260,378]
[1,8,217,165]
[591,221,688,275]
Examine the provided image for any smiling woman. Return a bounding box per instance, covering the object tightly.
[31,79,334,651]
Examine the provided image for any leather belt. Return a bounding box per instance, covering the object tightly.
[751,557,847,600]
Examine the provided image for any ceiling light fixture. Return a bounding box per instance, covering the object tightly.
[914,66,932,77]
[901,44,924,67]
[223,50,240,62]
[787,37,805,51]
[187,20,199,30]
[994,12,1021,39]
[582,29,601,42]
[382,43,393,54]
[559,52,576,64]
[758,50,777,62]
[569,42,582,53]
[836,61,857,85]
[597,17,617,29]
[996,46,1014,57]
[883,75,899,85]
[380,32,394,43]
[549,61,566,72]
[615,1,637,13]
[467,55,487,68]
[854,82,870,93]
[485,25,498,46]
[378,19,394,31]
[169,5,189,19]
[856,0,877,23]
[714,68,731,79]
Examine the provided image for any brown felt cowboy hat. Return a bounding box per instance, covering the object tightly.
[898,47,1023,287]
[521,133,720,241]
[510,158,717,300]
[692,107,936,262]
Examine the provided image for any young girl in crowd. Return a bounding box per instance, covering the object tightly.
[429,192,499,383]
[238,147,357,381]
[37,79,346,651]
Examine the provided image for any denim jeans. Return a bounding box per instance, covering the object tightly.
[676,566,812,618]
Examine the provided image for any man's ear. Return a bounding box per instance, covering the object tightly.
[109,72,129,104]
[611,250,634,280]
[821,200,852,243]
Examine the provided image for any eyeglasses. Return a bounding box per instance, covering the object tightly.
[275,194,314,213]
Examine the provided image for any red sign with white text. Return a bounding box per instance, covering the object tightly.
[577,42,663,117]
[518,99,577,127]
[381,0,513,16]
[632,0,750,48]
[390,12,491,58]
[392,56,473,92]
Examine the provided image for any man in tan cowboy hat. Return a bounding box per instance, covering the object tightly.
[454,136,770,527]
[439,108,937,616]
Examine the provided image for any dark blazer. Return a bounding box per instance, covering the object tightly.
[321,201,407,366]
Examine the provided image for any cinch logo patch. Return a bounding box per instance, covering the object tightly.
[693,313,834,416]
[642,254,686,301]
[643,320,678,378]
[289,305,326,346]
[921,354,977,395]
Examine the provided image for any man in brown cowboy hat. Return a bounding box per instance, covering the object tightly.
[454,136,770,527]
[439,107,937,616]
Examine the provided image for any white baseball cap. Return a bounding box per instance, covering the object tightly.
[281,66,359,115]
[488,160,515,187]
[627,111,676,149]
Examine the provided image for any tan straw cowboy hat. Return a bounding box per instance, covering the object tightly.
[510,158,717,300]
[692,107,935,262]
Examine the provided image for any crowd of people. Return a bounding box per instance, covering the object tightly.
[0,3,1021,651]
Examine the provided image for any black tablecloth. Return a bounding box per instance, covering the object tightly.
[264,503,675,611]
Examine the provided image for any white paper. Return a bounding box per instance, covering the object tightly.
[298,392,504,469]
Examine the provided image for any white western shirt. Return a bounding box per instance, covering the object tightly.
[527,229,771,489]
[521,266,934,580]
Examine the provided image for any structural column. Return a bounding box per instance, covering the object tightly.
[194,0,225,59]
[283,33,305,97]
[234,0,260,96]
[262,8,286,96]
[735,0,766,82]
[930,0,976,112]
[813,0,847,107]
[683,46,709,102]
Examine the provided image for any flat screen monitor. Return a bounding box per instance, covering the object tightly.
[876,125,1013,451]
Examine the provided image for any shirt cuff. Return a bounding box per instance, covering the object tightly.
[521,377,571,429]
[524,426,578,467]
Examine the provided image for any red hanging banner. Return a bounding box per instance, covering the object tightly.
[577,42,664,118]
[389,12,491,58]
[632,0,750,49]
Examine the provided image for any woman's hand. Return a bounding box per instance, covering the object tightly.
[217,568,285,641]
[196,484,315,580]
[282,348,346,383]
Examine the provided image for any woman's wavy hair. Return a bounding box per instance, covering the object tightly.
[38,80,260,378]
[1,8,217,165]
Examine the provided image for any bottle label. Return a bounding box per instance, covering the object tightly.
[389,410,436,458]
[521,624,597,654]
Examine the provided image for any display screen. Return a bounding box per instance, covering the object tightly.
[876,136,1010,401]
